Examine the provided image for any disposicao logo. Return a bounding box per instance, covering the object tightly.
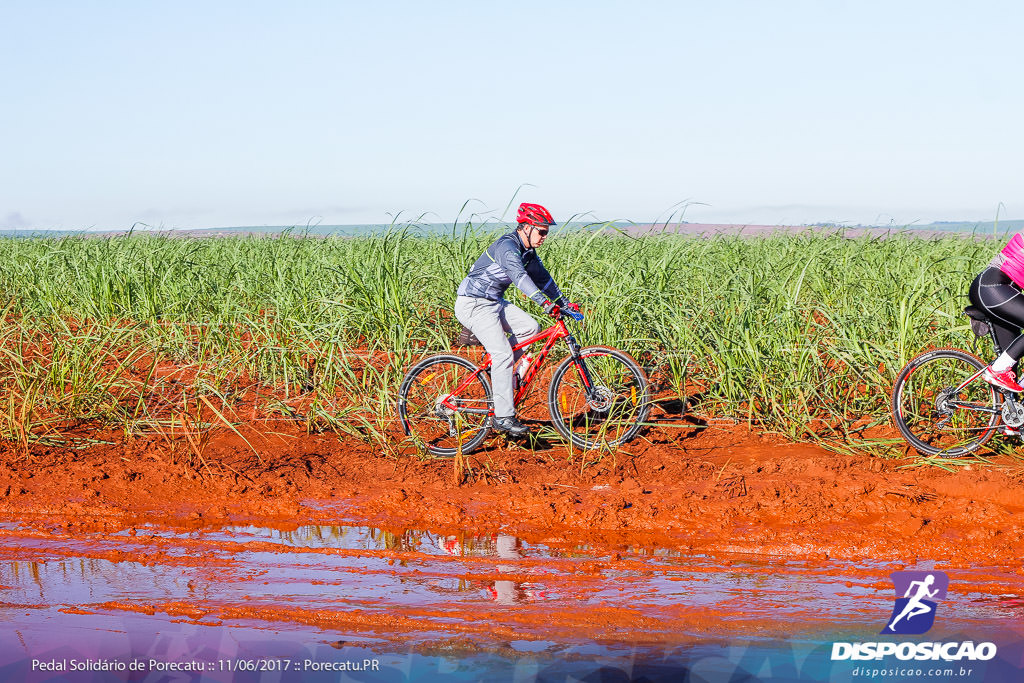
[831,570,998,663]
[882,570,948,635]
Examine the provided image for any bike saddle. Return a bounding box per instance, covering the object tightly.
[963,305,989,322]
[963,306,991,338]
[455,326,482,347]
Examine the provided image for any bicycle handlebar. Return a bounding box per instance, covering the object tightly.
[544,302,584,322]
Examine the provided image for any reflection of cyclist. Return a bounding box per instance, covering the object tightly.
[454,203,578,437]
[438,535,463,556]
[970,240,1024,393]
[490,534,525,605]
[487,534,546,604]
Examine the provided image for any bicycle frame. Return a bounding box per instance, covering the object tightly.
[950,309,1014,405]
[440,316,595,415]
[918,361,1001,418]
[952,366,988,396]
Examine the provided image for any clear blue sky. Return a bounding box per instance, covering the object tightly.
[2,1,1022,230]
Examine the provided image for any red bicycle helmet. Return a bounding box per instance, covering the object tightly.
[516,202,556,227]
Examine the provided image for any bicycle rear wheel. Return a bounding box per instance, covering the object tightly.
[398,355,492,457]
[891,348,1000,457]
[547,346,650,450]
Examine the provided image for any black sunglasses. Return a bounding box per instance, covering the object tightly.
[533,227,549,236]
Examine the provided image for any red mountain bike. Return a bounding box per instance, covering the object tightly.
[397,307,650,457]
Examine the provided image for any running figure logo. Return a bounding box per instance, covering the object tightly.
[882,571,949,635]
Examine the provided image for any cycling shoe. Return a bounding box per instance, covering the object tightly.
[492,416,530,437]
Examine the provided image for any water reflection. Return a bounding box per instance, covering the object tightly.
[1,557,194,607]
[221,524,540,559]
[3,520,1021,643]
[436,533,546,605]
[102,522,697,565]
[0,527,555,611]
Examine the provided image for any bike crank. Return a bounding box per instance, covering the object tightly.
[1001,394,1024,428]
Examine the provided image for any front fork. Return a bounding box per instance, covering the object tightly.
[565,334,600,401]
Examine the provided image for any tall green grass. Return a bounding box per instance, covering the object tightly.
[0,223,999,453]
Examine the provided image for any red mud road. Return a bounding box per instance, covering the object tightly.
[2,423,1024,662]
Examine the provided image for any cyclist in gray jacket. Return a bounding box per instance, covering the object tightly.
[454,202,577,437]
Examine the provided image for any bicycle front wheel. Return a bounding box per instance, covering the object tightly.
[891,348,1000,457]
[397,355,492,457]
[547,347,650,450]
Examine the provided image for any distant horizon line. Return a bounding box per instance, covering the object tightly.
[4,217,1024,235]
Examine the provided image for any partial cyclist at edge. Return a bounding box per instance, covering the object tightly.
[968,233,1024,406]
[454,202,581,438]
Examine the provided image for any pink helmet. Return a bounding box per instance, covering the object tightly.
[516,202,556,227]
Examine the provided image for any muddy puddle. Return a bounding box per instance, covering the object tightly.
[3,518,1022,639]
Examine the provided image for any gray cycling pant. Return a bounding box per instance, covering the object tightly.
[454,296,541,418]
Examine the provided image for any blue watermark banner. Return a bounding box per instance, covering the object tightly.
[2,625,1023,682]
[3,569,1022,681]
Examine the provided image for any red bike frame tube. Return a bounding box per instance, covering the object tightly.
[441,318,571,413]
[512,317,570,404]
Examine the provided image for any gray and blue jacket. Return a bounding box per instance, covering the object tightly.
[456,231,566,307]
